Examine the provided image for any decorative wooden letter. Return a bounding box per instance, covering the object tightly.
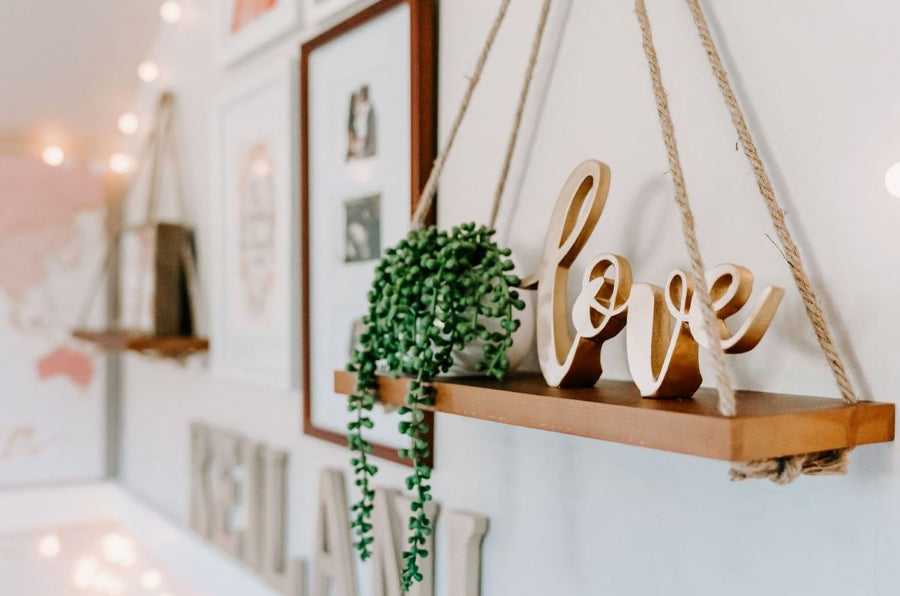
[528,159,618,387]
[189,423,213,539]
[211,429,243,558]
[262,450,306,596]
[527,162,784,398]
[688,263,784,354]
[372,488,440,596]
[627,265,784,398]
[189,423,304,596]
[626,271,702,398]
[445,511,489,596]
[571,254,632,352]
[312,469,357,596]
[239,438,264,572]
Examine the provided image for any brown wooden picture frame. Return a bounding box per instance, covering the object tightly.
[299,0,436,466]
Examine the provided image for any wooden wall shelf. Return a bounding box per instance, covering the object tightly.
[73,330,209,358]
[334,371,894,462]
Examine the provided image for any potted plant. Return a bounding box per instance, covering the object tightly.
[346,223,527,589]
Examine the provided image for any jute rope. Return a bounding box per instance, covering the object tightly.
[682,0,857,482]
[76,94,169,328]
[489,0,554,229]
[76,92,190,329]
[411,0,553,230]
[634,0,736,417]
[729,449,848,484]
[684,0,857,407]
[410,0,512,229]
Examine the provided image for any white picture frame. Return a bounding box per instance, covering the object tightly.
[215,0,301,66]
[303,0,362,27]
[211,60,298,389]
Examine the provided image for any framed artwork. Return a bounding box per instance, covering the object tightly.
[300,0,436,464]
[215,0,301,66]
[212,61,298,389]
[303,0,362,26]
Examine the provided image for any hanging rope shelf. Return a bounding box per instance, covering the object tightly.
[73,92,209,359]
[334,371,892,467]
[72,329,209,358]
[333,0,895,482]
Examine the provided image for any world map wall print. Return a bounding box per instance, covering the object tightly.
[0,156,107,486]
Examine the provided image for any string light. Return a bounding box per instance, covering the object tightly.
[37,534,61,558]
[73,556,99,589]
[42,146,65,167]
[140,569,163,590]
[138,60,160,83]
[885,162,900,198]
[160,1,183,23]
[91,572,125,595]
[117,112,140,135]
[108,153,134,175]
[101,532,136,567]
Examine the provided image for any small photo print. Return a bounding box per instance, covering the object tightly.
[344,194,381,263]
[346,84,377,161]
[348,316,366,359]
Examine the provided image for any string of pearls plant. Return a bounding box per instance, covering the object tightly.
[347,223,524,590]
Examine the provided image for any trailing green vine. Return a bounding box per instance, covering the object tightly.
[347,223,524,590]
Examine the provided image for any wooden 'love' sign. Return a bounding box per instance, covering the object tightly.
[523,160,784,398]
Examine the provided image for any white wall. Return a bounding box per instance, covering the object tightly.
[121,1,900,595]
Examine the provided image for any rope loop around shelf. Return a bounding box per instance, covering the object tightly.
[682,0,857,408]
[633,0,736,418]
[634,0,859,481]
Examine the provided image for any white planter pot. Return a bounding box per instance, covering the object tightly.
[442,285,536,377]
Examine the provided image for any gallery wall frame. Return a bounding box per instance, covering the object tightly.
[215,0,302,66]
[303,0,365,27]
[211,60,299,390]
[299,0,436,465]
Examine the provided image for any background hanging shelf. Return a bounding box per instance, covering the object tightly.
[72,92,208,358]
[334,371,894,462]
[73,330,209,358]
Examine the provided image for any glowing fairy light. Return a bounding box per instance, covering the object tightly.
[42,145,64,166]
[117,112,140,136]
[885,161,900,198]
[160,1,183,23]
[138,60,160,83]
[108,153,135,175]
[101,532,136,567]
[37,534,61,558]
[140,569,163,590]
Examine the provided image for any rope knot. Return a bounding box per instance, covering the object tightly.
[729,450,850,484]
